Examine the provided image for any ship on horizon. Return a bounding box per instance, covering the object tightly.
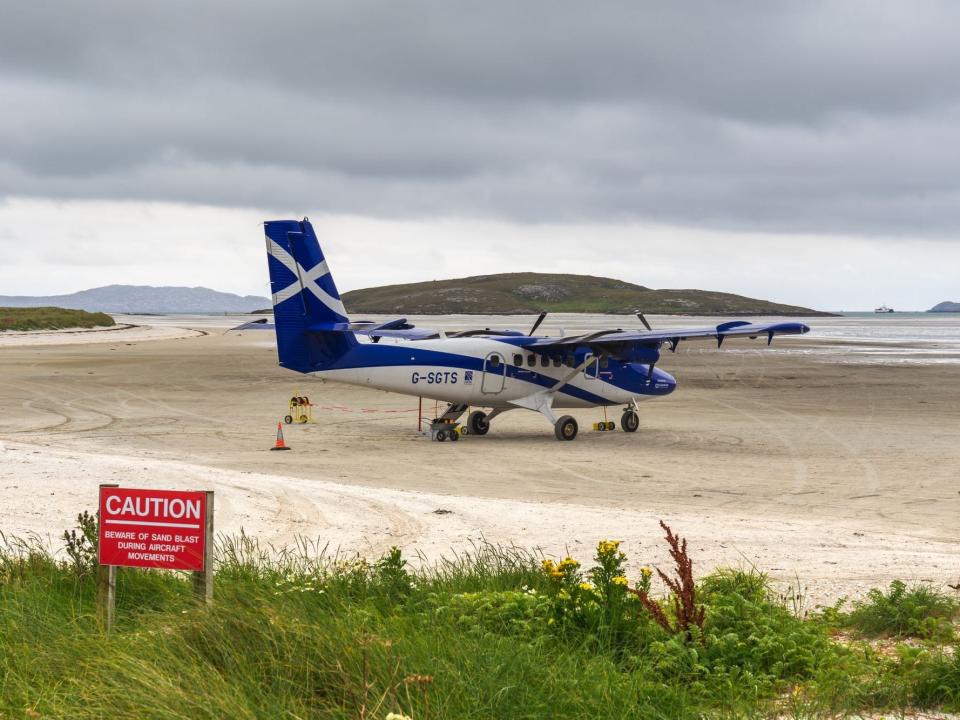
[874,304,895,313]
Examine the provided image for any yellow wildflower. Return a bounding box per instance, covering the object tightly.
[558,557,580,571]
[612,575,629,587]
[597,540,622,555]
[541,559,556,573]
[641,567,653,578]
[579,582,594,592]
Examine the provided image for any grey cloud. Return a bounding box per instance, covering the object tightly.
[2,0,960,236]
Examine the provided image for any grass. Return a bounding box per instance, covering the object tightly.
[846,580,960,640]
[0,306,116,332]
[1,526,959,719]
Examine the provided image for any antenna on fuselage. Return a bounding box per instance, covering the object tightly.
[637,312,652,331]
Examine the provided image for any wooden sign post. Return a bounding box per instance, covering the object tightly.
[191,491,215,605]
[96,484,118,632]
[97,485,214,631]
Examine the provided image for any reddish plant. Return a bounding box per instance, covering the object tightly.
[630,521,705,641]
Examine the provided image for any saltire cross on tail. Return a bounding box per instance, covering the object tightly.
[257,218,810,442]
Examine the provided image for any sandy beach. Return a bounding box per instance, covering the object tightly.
[1,317,958,605]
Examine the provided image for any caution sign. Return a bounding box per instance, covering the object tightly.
[98,487,207,571]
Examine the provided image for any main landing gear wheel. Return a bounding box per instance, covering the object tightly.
[555,415,578,441]
[621,410,640,433]
[467,410,490,436]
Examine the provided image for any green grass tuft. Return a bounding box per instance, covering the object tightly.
[846,580,959,640]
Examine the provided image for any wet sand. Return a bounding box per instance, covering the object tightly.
[1,323,958,603]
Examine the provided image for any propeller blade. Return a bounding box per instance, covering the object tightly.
[647,363,656,381]
[528,311,547,336]
[637,312,652,331]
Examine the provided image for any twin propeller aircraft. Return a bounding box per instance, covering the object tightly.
[257,218,809,441]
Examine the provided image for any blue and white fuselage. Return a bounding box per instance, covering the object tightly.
[316,335,676,408]
[261,218,808,441]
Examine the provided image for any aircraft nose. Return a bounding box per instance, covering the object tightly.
[651,367,677,395]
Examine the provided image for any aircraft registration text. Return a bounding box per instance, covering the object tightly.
[411,371,459,385]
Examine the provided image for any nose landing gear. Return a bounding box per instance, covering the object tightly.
[621,409,640,433]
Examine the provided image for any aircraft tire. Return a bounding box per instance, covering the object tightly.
[555,415,578,441]
[449,429,460,442]
[467,410,490,436]
[621,411,639,433]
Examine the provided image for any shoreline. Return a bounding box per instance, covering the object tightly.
[0,323,203,346]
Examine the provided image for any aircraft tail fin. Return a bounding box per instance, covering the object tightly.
[264,218,357,373]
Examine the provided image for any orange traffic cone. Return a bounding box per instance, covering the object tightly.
[270,421,291,451]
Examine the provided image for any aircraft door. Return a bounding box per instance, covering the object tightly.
[481,353,506,394]
[583,353,599,380]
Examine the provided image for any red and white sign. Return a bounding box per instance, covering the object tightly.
[98,487,207,571]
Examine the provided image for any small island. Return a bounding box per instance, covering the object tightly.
[0,307,116,332]
[928,301,960,312]
[340,272,832,316]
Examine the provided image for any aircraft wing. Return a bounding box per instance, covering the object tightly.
[526,320,810,350]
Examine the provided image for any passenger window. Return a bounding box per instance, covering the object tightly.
[540,355,549,367]
[489,355,501,369]
[552,355,562,367]
[565,355,575,367]
[527,354,537,367]
[514,354,523,366]
[600,356,609,369]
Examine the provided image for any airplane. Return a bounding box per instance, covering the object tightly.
[257,218,810,442]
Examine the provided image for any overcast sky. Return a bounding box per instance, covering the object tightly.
[2,1,959,310]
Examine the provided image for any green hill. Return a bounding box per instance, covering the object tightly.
[340,272,829,316]
[0,306,116,332]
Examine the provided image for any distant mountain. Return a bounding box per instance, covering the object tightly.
[0,285,270,314]
[341,273,832,316]
[928,301,960,312]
